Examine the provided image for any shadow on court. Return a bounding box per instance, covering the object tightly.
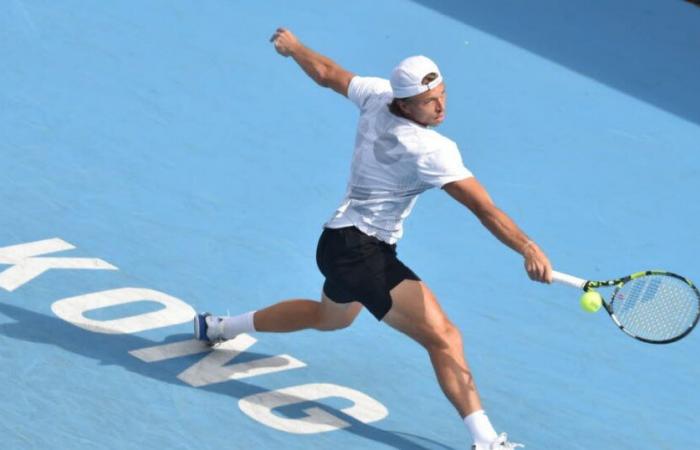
[410,0,700,125]
[0,303,455,450]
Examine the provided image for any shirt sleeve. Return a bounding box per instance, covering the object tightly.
[348,76,392,110]
[416,141,473,188]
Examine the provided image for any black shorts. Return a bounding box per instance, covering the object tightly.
[315,226,421,320]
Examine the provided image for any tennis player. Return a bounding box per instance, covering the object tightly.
[195,28,552,450]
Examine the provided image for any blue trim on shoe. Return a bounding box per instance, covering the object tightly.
[194,313,210,341]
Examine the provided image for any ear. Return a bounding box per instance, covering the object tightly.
[397,100,412,116]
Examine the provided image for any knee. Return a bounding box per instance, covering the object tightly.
[440,321,463,347]
[423,320,462,351]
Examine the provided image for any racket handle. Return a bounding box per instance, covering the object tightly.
[551,270,587,290]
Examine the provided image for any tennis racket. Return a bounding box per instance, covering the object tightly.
[552,270,700,344]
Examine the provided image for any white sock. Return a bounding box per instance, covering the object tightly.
[222,311,257,339]
[463,410,498,447]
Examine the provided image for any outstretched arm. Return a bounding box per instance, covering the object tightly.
[443,177,552,283]
[270,28,354,97]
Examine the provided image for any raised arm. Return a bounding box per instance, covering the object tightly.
[443,177,552,283]
[270,28,354,97]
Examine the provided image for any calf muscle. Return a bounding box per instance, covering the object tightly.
[383,280,483,417]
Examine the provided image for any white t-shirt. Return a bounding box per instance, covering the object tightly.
[325,76,473,244]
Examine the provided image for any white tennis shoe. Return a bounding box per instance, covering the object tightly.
[472,433,524,450]
[193,313,227,344]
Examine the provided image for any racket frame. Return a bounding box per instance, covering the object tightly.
[552,270,700,344]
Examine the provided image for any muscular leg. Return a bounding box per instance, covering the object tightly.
[382,279,482,418]
[253,292,363,332]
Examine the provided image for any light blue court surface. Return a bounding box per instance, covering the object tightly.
[2,1,699,449]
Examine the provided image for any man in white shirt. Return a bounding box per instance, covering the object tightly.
[195,28,552,450]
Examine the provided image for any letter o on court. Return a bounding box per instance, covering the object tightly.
[51,288,195,334]
[238,383,389,434]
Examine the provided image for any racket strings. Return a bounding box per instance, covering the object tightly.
[611,275,700,342]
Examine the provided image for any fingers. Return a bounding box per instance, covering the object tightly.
[526,263,548,283]
[270,27,293,45]
[269,27,287,43]
[524,248,552,284]
[270,27,297,57]
[543,263,552,283]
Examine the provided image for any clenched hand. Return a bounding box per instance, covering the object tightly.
[270,27,300,57]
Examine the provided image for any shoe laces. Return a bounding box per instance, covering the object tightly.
[206,315,226,344]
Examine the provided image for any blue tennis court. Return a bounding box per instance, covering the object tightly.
[2,1,699,448]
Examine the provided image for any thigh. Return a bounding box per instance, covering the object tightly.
[382,279,452,347]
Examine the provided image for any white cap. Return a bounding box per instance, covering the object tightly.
[390,55,443,99]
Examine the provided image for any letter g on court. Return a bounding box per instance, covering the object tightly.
[238,383,389,434]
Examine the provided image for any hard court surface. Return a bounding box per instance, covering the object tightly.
[1,1,699,449]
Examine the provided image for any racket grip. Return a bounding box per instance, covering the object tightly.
[551,270,587,289]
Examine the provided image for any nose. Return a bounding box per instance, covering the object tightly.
[436,96,445,112]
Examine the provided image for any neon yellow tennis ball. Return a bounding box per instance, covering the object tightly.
[580,291,603,313]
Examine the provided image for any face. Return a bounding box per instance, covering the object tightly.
[399,83,447,127]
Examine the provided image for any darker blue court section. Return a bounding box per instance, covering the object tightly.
[409,0,700,126]
[1,1,699,449]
